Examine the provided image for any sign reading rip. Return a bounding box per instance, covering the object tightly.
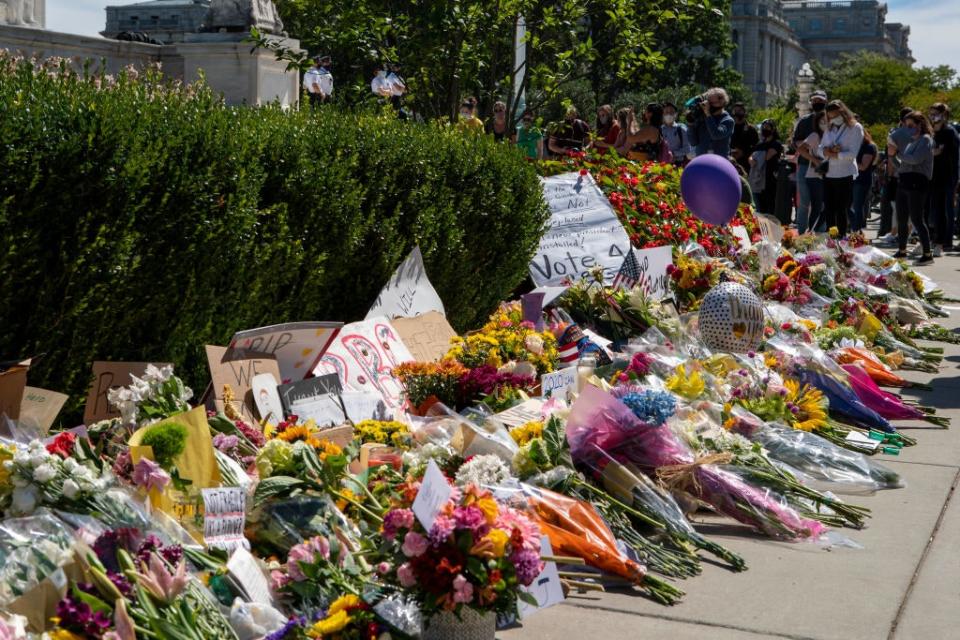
[83,361,172,425]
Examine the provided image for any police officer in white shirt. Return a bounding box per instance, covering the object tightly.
[304,55,333,107]
[371,63,392,99]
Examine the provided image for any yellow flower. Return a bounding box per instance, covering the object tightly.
[484,529,510,558]
[335,488,360,512]
[276,425,311,443]
[48,631,84,640]
[328,594,361,616]
[510,420,543,446]
[783,379,828,432]
[666,364,705,400]
[475,496,499,524]
[308,609,350,638]
[828,226,839,238]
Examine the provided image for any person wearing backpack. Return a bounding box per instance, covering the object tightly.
[661,102,691,167]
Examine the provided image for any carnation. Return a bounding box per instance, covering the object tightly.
[511,548,543,586]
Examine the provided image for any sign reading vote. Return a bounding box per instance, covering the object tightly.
[530,172,631,287]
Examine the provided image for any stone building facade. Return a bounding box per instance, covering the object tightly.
[731,0,913,106]
[103,0,210,43]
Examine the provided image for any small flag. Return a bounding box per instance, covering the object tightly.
[558,342,580,363]
[612,249,641,291]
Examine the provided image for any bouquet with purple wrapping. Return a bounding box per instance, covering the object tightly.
[566,385,825,541]
[842,364,948,428]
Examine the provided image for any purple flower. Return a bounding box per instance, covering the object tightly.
[132,457,170,493]
[212,433,240,454]
[93,528,142,573]
[264,616,307,640]
[137,534,183,568]
[626,352,653,378]
[109,571,136,599]
[382,508,415,541]
[234,419,266,447]
[428,515,456,547]
[56,594,112,636]
[511,548,543,586]
[453,505,487,533]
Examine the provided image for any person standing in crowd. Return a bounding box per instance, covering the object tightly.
[547,106,591,157]
[850,126,878,233]
[485,101,510,142]
[303,55,333,107]
[515,110,544,160]
[687,88,735,157]
[797,110,828,232]
[879,107,917,245]
[386,63,407,117]
[749,119,784,215]
[371,63,392,99]
[661,102,691,167]
[593,105,621,154]
[893,112,935,264]
[818,100,863,237]
[792,90,828,233]
[617,103,664,162]
[457,97,484,133]
[731,102,760,173]
[929,103,959,254]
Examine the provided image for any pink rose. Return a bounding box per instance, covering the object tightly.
[401,531,429,558]
[270,569,291,591]
[452,574,474,604]
[397,562,417,588]
[377,562,391,575]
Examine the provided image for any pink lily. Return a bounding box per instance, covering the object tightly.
[132,458,170,493]
[134,552,189,605]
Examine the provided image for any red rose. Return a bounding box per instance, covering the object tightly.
[46,432,77,458]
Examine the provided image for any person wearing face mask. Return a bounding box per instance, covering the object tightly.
[797,111,828,232]
[547,106,592,157]
[748,119,784,215]
[791,90,828,232]
[817,100,864,237]
[849,125,878,233]
[515,110,544,160]
[593,105,620,155]
[687,87,735,157]
[877,107,916,245]
[892,112,935,264]
[485,101,510,142]
[456,97,484,133]
[303,55,333,107]
[928,103,959,254]
[660,102,691,167]
[371,63,393,99]
[616,103,665,162]
[731,103,759,172]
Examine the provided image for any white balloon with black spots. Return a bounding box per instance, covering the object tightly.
[698,282,764,353]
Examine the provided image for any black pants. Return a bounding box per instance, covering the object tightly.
[823,176,853,236]
[879,177,897,237]
[897,179,932,254]
[929,179,957,248]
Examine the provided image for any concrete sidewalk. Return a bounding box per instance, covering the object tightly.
[502,251,960,640]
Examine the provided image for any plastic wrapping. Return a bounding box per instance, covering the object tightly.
[728,407,903,493]
[228,598,289,640]
[408,403,518,463]
[0,510,76,606]
[373,593,423,638]
[251,495,361,555]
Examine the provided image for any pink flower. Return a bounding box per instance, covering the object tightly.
[382,508,415,540]
[111,598,136,640]
[452,574,474,603]
[285,536,330,582]
[270,569,291,591]
[377,562,391,575]
[132,458,170,493]
[401,531,428,558]
[133,553,189,605]
[397,562,416,588]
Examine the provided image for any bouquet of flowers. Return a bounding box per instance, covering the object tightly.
[667,254,723,311]
[566,385,826,540]
[445,302,559,375]
[393,361,468,411]
[379,482,543,620]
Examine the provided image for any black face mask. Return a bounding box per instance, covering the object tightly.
[710,105,724,115]
[811,102,826,113]
[762,129,773,137]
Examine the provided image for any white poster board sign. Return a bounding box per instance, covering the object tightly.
[541,368,577,401]
[531,172,631,286]
[228,322,342,383]
[313,317,413,412]
[366,246,446,319]
[633,245,673,300]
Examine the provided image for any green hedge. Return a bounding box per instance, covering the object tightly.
[0,56,548,417]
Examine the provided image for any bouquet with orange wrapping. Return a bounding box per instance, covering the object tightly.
[836,347,931,391]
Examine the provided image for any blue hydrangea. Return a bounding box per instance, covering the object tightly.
[621,390,676,426]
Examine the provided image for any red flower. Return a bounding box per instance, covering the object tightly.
[579,168,589,176]
[46,432,77,458]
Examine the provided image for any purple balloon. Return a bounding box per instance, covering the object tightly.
[680,154,743,226]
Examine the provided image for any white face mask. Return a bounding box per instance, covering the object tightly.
[460,111,471,119]
[831,116,844,127]
[663,114,676,125]
[931,114,943,123]
[378,70,386,78]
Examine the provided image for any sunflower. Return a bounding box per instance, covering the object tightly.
[275,424,311,443]
[784,379,828,432]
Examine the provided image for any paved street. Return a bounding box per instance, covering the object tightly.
[504,242,960,640]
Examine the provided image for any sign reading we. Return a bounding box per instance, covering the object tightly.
[530,172,631,287]
[205,346,281,424]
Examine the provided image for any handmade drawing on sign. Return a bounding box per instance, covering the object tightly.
[227,321,342,383]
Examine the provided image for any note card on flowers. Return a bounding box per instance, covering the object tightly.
[412,460,452,530]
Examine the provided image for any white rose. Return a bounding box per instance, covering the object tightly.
[32,464,56,484]
[11,487,38,515]
[28,452,48,468]
[524,334,545,355]
[11,475,28,488]
[62,458,80,473]
[62,479,80,499]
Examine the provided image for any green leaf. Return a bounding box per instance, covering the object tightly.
[253,476,305,508]
[518,591,539,607]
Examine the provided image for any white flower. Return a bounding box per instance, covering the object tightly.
[28,452,49,468]
[32,464,56,484]
[143,364,173,384]
[454,454,511,488]
[524,334,545,355]
[62,479,80,499]
[10,487,39,515]
[63,458,80,473]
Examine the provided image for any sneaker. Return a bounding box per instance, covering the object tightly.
[874,234,897,246]
[933,246,943,257]
[892,250,908,259]
[915,254,934,266]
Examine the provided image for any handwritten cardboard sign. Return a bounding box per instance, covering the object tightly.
[541,367,577,401]
[19,387,69,434]
[412,459,453,530]
[493,397,547,428]
[633,245,673,300]
[202,487,249,553]
[205,346,281,425]
[391,311,458,362]
[530,172,631,286]
[228,321,342,383]
[731,225,752,252]
[251,373,284,423]
[0,361,29,421]
[366,246,446,319]
[277,374,345,427]
[83,361,172,425]
[227,548,273,605]
[313,317,413,412]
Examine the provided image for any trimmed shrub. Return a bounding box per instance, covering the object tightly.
[0,55,548,416]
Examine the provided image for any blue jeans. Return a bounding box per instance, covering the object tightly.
[796,162,811,232]
[850,178,870,232]
[805,177,825,232]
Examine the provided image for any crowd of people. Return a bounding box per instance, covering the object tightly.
[301,54,959,266]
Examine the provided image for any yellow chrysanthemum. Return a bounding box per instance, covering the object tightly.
[308,609,350,638]
[328,594,361,616]
[48,630,84,640]
[475,496,500,525]
[484,529,510,558]
[510,420,544,446]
